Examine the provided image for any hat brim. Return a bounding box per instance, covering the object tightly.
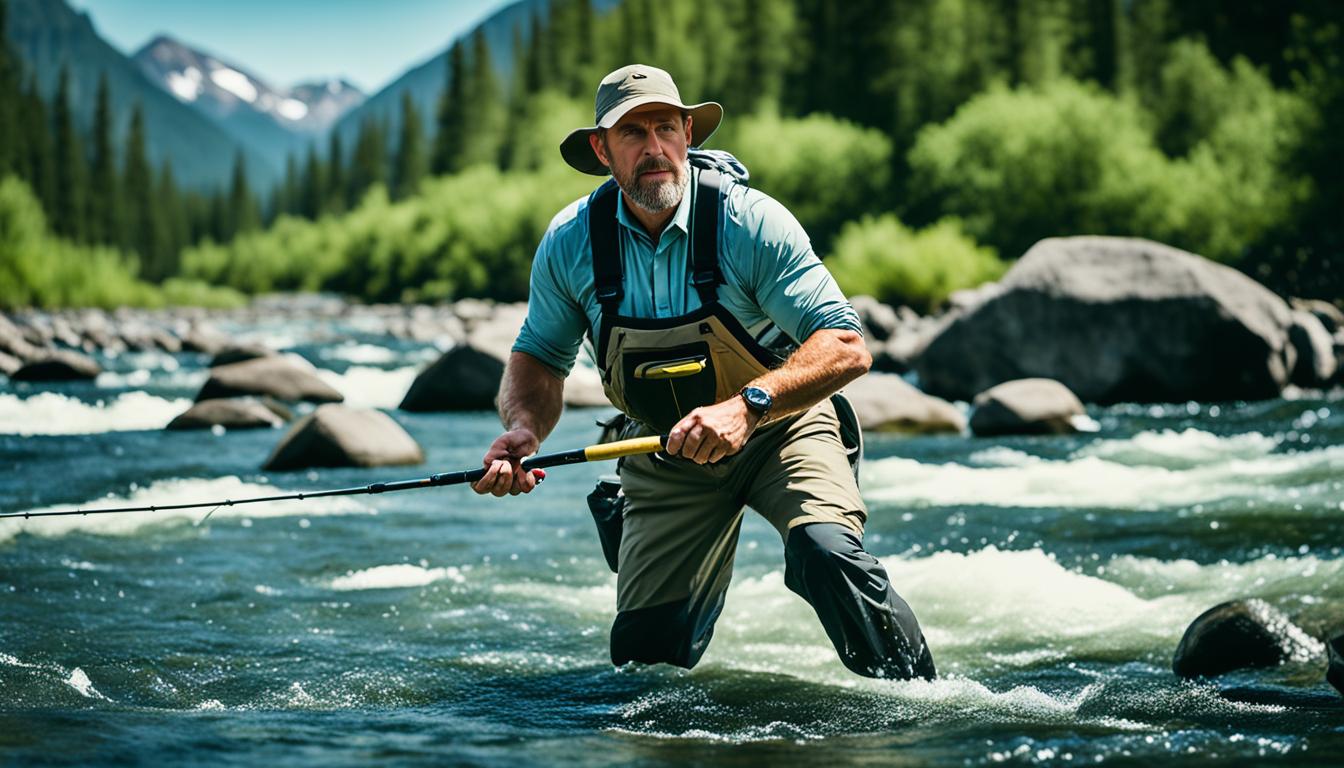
[560,100,723,176]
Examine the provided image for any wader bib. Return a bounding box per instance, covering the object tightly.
[583,168,935,680]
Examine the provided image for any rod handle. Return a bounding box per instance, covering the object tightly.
[582,435,666,462]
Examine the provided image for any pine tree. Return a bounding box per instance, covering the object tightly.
[228,151,260,236]
[89,74,121,246]
[348,117,386,206]
[0,0,21,178]
[393,91,426,200]
[460,29,504,168]
[325,131,346,214]
[299,144,325,219]
[432,40,468,175]
[52,66,89,242]
[20,76,56,214]
[500,22,529,170]
[123,106,167,280]
[158,160,188,269]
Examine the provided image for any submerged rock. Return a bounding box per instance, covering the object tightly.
[1287,310,1338,387]
[197,356,344,403]
[10,350,102,381]
[399,343,506,412]
[263,405,424,471]
[969,378,1086,436]
[166,398,286,430]
[916,237,1294,403]
[1173,599,1323,679]
[209,343,275,368]
[840,372,964,434]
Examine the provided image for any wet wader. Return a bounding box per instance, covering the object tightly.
[585,169,935,680]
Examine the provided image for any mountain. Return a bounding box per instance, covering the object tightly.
[132,35,365,170]
[3,0,276,190]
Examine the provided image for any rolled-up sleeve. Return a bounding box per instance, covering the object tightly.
[512,228,587,378]
[740,194,862,342]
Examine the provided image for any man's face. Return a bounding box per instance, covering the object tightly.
[590,105,692,214]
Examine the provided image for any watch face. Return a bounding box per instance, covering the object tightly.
[743,387,771,411]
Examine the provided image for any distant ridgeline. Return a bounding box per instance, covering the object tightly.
[1,0,1342,310]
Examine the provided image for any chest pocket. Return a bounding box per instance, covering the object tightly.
[619,341,716,434]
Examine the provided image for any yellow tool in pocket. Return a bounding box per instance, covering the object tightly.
[633,356,707,380]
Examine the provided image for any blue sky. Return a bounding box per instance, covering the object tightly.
[70,0,510,93]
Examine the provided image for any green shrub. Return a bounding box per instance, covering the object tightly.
[714,111,892,249]
[827,214,1004,313]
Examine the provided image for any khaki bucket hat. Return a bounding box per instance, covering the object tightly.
[560,64,723,176]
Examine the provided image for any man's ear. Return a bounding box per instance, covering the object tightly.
[588,132,611,168]
[684,115,694,145]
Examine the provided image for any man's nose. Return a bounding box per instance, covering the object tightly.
[641,129,665,157]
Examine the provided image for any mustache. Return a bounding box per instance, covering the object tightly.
[635,156,677,177]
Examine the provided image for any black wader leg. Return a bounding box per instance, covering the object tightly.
[784,522,936,680]
[610,589,727,670]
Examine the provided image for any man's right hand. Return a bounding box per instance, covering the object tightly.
[472,428,542,497]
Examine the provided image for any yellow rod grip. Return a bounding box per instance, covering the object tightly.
[583,435,666,462]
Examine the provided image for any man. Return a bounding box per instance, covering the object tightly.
[472,64,935,680]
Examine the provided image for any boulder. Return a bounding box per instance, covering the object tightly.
[465,303,528,361]
[0,350,20,377]
[1291,298,1344,335]
[840,372,965,434]
[1328,634,1343,697]
[564,365,612,408]
[166,398,286,430]
[970,378,1087,437]
[263,405,424,471]
[0,315,41,361]
[1287,311,1338,387]
[209,343,274,368]
[1173,599,1321,679]
[851,295,900,342]
[180,325,232,355]
[399,343,506,412]
[915,237,1295,403]
[196,356,344,403]
[10,350,102,381]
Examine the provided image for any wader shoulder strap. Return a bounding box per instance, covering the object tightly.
[691,169,724,307]
[589,180,622,316]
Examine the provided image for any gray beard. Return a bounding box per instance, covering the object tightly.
[619,167,689,214]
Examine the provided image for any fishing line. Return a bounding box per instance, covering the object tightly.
[1,435,666,521]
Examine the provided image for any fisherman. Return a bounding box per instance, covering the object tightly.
[471,65,935,680]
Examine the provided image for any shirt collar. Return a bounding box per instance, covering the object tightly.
[614,167,695,240]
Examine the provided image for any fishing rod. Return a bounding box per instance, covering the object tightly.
[0,435,666,521]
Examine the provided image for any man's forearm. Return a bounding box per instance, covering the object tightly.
[747,328,871,418]
[497,351,566,442]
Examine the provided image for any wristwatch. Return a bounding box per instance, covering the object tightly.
[739,386,773,420]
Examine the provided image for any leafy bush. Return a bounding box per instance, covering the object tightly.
[908,73,1311,263]
[714,111,892,250]
[0,176,240,309]
[827,214,1004,313]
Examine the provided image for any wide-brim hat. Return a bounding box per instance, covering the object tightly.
[560,64,723,176]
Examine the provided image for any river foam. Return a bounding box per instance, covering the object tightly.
[863,429,1344,510]
[327,564,466,591]
[315,365,418,409]
[0,392,191,435]
[1,476,367,542]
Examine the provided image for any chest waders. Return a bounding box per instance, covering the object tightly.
[582,169,936,680]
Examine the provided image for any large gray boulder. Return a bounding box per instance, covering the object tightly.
[970,378,1086,437]
[841,372,965,434]
[563,365,612,408]
[1173,599,1321,679]
[1287,310,1338,387]
[11,350,102,381]
[851,295,900,342]
[915,237,1295,403]
[399,343,506,412]
[197,356,344,403]
[263,405,424,471]
[0,350,20,377]
[166,399,286,430]
[209,343,275,368]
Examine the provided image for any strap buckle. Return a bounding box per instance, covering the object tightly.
[691,269,716,288]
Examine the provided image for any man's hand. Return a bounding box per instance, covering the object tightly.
[665,396,761,465]
[472,428,542,496]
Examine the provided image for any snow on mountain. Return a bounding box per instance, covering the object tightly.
[134,35,364,136]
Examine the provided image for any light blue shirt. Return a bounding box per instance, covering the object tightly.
[513,168,862,377]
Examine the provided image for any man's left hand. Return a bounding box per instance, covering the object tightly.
[665,396,761,464]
